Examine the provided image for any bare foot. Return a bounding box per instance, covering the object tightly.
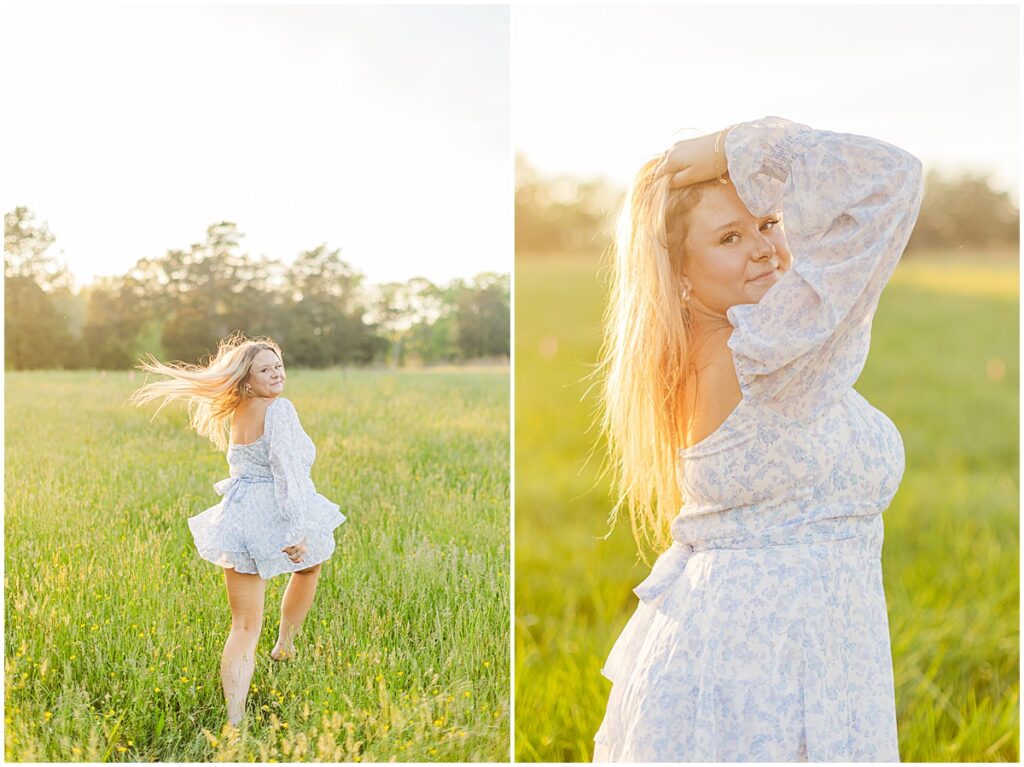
[270,643,295,662]
[226,707,245,727]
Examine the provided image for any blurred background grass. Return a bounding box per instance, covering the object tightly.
[514,251,1018,762]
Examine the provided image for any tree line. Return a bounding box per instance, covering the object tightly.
[516,154,1020,255]
[5,207,510,371]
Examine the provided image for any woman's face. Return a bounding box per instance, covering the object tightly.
[681,181,793,316]
[246,348,285,398]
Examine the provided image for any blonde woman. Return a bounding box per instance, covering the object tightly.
[129,333,346,727]
[593,117,923,761]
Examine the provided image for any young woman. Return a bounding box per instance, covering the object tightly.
[593,116,923,761]
[129,333,347,728]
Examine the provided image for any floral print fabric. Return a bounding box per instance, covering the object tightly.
[593,117,924,762]
[187,396,347,580]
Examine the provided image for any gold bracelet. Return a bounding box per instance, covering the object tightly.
[714,124,736,184]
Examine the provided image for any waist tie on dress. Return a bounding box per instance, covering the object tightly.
[214,475,274,507]
[635,514,881,604]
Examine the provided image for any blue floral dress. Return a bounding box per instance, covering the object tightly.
[593,117,924,762]
[188,396,347,580]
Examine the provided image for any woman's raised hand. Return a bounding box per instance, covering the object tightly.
[654,129,728,189]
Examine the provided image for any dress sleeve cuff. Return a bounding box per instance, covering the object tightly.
[284,526,308,548]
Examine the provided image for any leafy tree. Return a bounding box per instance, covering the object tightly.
[5,208,510,369]
[4,207,76,368]
[282,244,377,366]
[157,222,261,362]
[908,170,1019,251]
[452,273,510,360]
[516,155,622,254]
[392,278,456,364]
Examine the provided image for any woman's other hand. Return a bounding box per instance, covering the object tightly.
[655,129,728,189]
[282,538,308,563]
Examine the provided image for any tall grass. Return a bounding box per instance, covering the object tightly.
[514,252,1018,762]
[5,368,510,761]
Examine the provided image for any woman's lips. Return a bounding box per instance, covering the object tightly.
[749,270,777,283]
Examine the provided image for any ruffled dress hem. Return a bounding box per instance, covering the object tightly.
[188,496,346,580]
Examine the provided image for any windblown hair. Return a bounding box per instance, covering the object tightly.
[595,157,726,553]
[128,331,282,452]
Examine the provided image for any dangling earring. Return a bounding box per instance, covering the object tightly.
[681,286,691,305]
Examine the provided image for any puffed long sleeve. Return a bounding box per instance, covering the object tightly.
[264,397,315,547]
[723,116,924,420]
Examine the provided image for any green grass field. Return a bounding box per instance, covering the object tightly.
[514,252,1019,762]
[5,368,509,761]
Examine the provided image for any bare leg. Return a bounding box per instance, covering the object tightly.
[221,568,266,726]
[272,563,322,661]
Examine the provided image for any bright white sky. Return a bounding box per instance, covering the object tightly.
[514,4,1020,202]
[2,5,510,290]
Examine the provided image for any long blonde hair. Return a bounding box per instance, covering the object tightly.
[128,332,283,452]
[595,157,724,553]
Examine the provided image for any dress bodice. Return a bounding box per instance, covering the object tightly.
[215,396,324,546]
[225,422,315,480]
[673,387,905,547]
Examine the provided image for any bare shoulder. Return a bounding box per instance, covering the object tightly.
[231,398,274,443]
[685,330,742,448]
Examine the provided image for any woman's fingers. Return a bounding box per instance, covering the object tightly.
[669,170,692,189]
[655,161,696,189]
[655,151,686,178]
[658,132,721,188]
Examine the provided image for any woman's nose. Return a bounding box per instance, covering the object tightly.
[752,236,775,261]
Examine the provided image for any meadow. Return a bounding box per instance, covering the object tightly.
[5,368,510,761]
[514,252,1019,762]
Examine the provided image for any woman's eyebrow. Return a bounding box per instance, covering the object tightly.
[714,215,780,233]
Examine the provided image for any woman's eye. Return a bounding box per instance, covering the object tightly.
[761,218,780,231]
[721,233,739,245]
